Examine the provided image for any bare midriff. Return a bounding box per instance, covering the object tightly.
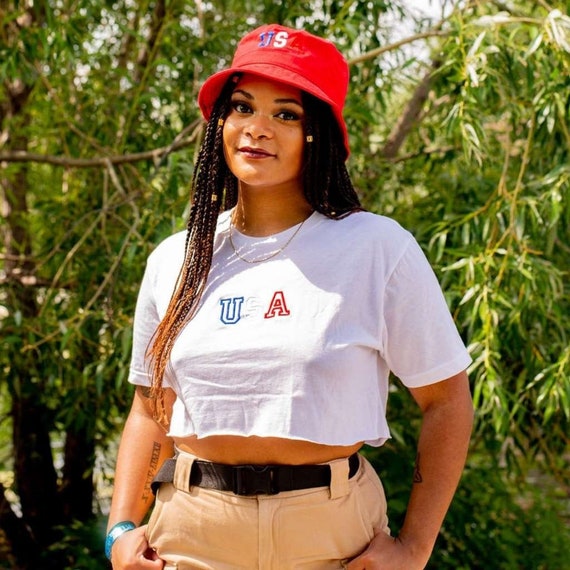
[173,435,363,465]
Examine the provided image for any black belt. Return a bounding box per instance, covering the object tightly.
[151,453,360,496]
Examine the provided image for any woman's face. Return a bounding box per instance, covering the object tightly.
[223,75,306,195]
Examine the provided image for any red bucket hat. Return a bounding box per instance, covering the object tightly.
[198,24,350,158]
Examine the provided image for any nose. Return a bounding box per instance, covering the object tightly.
[244,113,273,140]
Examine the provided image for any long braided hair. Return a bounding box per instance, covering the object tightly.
[147,75,362,422]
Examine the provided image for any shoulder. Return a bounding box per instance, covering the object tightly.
[338,210,410,235]
[314,210,414,251]
[147,229,187,266]
[147,210,231,265]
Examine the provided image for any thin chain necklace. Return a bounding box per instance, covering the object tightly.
[229,217,309,264]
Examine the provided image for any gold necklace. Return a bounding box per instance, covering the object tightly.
[229,217,309,264]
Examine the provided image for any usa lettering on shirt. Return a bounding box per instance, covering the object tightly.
[219,291,290,324]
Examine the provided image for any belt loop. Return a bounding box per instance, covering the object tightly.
[329,457,350,499]
[173,452,195,493]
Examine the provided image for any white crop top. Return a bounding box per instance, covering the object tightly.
[128,210,471,446]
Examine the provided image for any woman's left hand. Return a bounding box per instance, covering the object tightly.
[345,531,430,570]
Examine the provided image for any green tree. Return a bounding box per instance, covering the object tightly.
[389,1,570,478]
[1,1,568,568]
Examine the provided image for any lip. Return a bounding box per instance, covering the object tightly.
[238,146,275,158]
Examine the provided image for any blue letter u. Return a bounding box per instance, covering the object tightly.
[219,297,244,324]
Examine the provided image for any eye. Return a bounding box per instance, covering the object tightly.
[275,110,301,121]
[230,100,252,114]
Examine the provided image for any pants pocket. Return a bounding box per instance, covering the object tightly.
[275,491,373,566]
[146,484,253,569]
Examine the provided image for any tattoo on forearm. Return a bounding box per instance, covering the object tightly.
[413,453,423,483]
[142,441,161,501]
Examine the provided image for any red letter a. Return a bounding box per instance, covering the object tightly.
[264,291,291,318]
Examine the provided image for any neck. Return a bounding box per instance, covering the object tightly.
[232,184,313,237]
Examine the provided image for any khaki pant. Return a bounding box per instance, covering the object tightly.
[146,451,389,569]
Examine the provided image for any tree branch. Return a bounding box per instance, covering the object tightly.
[380,60,442,159]
[347,30,447,66]
[117,4,142,71]
[0,119,202,168]
[135,0,167,84]
[118,0,168,147]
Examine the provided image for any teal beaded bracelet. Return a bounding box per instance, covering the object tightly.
[105,521,136,560]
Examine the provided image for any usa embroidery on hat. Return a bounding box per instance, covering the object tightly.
[258,30,289,48]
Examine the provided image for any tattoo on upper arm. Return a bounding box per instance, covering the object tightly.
[413,453,423,483]
[140,387,152,399]
[142,441,162,502]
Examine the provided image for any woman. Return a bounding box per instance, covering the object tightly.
[106,24,474,570]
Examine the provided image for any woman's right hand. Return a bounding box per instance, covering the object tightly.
[111,525,164,569]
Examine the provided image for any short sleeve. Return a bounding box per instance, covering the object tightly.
[382,238,471,387]
[127,260,160,387]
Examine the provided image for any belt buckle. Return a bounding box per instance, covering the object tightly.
[233,465,278,496]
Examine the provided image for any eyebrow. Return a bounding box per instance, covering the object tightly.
[232,89,303,108]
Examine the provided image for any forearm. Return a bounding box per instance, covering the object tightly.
[399,375,474,562]
[107,388,175,530]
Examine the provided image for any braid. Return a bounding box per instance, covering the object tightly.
[147,77,238,423]
[301,92,362,219]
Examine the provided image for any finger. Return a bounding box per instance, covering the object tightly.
[144,547,161,560]
[345,558,364,570]
[136,555,164,569]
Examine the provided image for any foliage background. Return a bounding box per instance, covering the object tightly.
[1,0,569,568]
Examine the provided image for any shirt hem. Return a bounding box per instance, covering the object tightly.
[166,428,390,448]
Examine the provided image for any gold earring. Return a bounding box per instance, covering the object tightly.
[306,135,313,143]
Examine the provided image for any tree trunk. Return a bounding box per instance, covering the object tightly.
[2,144,67,570]
[1,52,65,569]
[61,424,97,521]
[0,482,33,570]
[12,392,63,546]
